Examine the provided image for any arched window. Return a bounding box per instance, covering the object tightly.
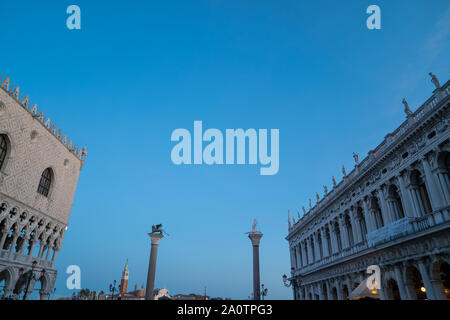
[410,170,432,215]
[317,231,323,259]
[345,214,354,247]
[0,134,8,170]
[388,185,405,220]
[334,222,342,252]
[326,227,332,255]
[37,168,53,197]
[310,236,315,262]
[371,196,384,229]
[357,207,367,238]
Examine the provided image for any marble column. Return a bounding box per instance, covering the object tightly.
[313,233,321,262]
[27,240,37,262]
[338,215,349,249]
[408,184,425,217]
[289,248,295,269]
[377,188,392,225]
[6,232,19,259]
[301,241,307,267]
[422,155,445,210]
[248,232,263,301]
[307,237,314,264]
[350,208,362,244]
[320,227,330,257]
[362,199,376,232]
[397,172,415,218]
[0,228,8,250]
[393,264,409,300]
[335,279,344,300]
[325,281,332,300]
[145,232,164,300]
[330,223,339,254]
[434,167,450,204]
[417,260,436,300]
[296,245,302,268]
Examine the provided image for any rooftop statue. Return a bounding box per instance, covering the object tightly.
[429,72,441,89]
[402,98,413,116]
[353,152,359,165]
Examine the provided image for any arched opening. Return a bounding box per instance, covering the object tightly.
[386,278,401,300]
[0,134,11,171]
[304,242,309,265]
[322,283,328,300]
[334,222,342,252]
[331,287,338,300]
[388,184,405,220]
[325,227,332,255]
[370,196,384,229]
[357,206,367,239]
[37,168,54,197]
[410,170,432,215]
[342,285,349,300]
[310,236,315,262]
[436,152,450,203]
[431,260,450,300]
[440,262,450,299]
[0,269,12,297]
[405,266,427,300]
[308,292,312,300]
[317,231,323,259]
[344,214,354,247]
[2,223,17,251]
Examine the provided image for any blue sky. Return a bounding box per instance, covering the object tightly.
[0,0,449,299]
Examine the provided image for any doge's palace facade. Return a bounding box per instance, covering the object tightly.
[286,74,450,300]
[0,74,86,299]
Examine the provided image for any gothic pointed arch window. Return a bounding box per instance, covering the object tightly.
[0,134,8,170]
[37,168,53,197]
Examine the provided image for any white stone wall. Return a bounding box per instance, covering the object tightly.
[0,88,82,224]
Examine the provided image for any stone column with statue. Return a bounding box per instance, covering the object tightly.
[246,219,263,300]
[145,224,166,300]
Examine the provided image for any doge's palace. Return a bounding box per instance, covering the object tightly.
[286,73,450,300]
[0,74,86,299]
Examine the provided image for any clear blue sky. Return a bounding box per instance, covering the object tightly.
[0,0,449,299]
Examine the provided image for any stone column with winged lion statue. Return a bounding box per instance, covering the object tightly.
[145,224,166,300]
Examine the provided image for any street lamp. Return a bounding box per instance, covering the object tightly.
[261,284,268,300]
[282,267,302,299]
[109,280,117,300]
[21,260,45,300]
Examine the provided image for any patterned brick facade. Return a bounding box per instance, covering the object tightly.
[0,74,86,299]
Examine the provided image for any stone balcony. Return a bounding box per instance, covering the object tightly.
[0,191,65,271]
